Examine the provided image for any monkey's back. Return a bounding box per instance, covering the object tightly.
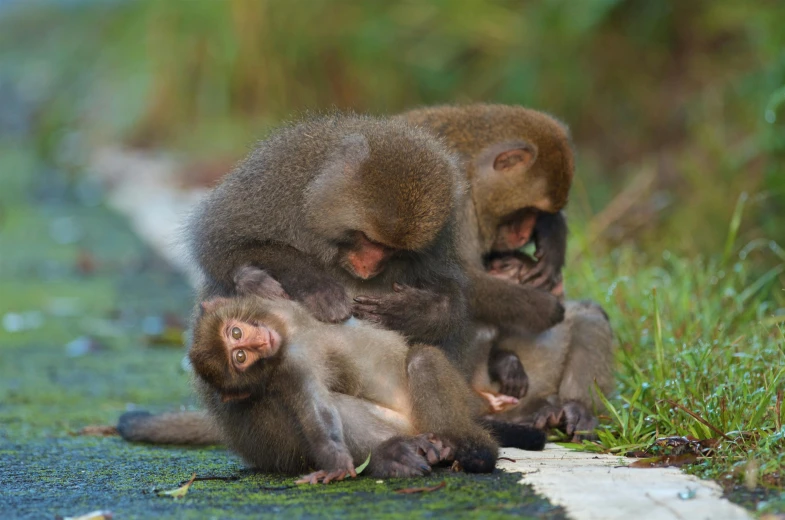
[187,112,464,293]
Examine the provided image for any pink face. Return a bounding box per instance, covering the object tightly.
[344,232,394,279]
[222,319,282,372]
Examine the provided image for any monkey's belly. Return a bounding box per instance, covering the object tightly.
[363,402,413,432]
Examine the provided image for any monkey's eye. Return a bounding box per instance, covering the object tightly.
[231,327,242,340]
[233,349,247,364]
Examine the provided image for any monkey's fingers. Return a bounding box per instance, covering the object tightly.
[353,296,382,305]
[322,469,350,484]
[295,471,327,485]
[533,405,563,430]
[479,391,520,413]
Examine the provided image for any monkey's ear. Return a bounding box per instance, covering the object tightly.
[475,140,538,179]
[492,145,537,172]
[200,297,231,315]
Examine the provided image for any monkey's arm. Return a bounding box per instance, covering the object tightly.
[519,211,567,290]
[469,267,564,333]
[352,279,470,355]
[223,243,351,323]
[289,371,357,484]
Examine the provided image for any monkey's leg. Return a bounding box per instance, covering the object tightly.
[555,300,615,441]
[405,344,499,473]
[332,395,445,478]
[117,410,223,445]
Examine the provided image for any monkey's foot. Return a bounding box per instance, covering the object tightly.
[533,400,598,442]
[368,434,450,478]
[295,466,357,485]
[478,391,519,413]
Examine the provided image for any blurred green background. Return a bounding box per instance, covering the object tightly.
[2,0,784,260]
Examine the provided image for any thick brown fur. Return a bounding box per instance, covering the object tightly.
[187,294,544,480]
[397,104,571,336]
[398,104,615,435]
[189,112,474,370]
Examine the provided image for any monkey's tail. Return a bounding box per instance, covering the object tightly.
[117,410,223,446]
[480,420,547,451]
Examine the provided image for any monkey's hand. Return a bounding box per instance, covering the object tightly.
[486,254,528,283]
[478,391,519,413]
[487,349,529,398]
[295,451,357,485]
[352,283,447,336]
[520,212,566,291]
[289,277,352,323]
[368,434,451,478]
[233,265,290,299]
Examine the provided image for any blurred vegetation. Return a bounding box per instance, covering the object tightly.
[1,0,785,510]
[1,0,784,258]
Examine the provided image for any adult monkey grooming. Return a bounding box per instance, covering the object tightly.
[397,104,573,397]
[119,113,546,455]
[398,104,615,438]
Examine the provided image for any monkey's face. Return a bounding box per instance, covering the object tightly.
[222,318,282,372]
[492,208,538,251]
[190,297,288,402]
[340,231,395,280]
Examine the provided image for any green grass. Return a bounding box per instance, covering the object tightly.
[564,200,785,510]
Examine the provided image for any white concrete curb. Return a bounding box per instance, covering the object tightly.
[499,445,750,520]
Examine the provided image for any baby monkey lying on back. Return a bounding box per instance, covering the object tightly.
[189,267,545,483]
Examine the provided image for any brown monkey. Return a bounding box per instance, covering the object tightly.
[119,267,546,475]
[397,104,574,396]
[188,112,485,367]
[187,288,545,482]
[477,251,614,440]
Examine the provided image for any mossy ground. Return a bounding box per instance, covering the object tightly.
[0,143,564,519]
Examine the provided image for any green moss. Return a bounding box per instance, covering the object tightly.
[0,145,562,518]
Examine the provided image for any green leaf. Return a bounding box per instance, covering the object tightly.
[157,473,196,499]
[355,453,372,475]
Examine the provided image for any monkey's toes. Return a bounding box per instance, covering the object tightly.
[562,400,598,441]
[368,436,435,478]
[295,468,355,485]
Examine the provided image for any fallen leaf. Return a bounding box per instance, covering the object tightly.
[355,453,371,474]
[57,510,113,520]
[157,473,196,499]
[75,425,118,437]
[395,481,446,494]
[629,453,699,468]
